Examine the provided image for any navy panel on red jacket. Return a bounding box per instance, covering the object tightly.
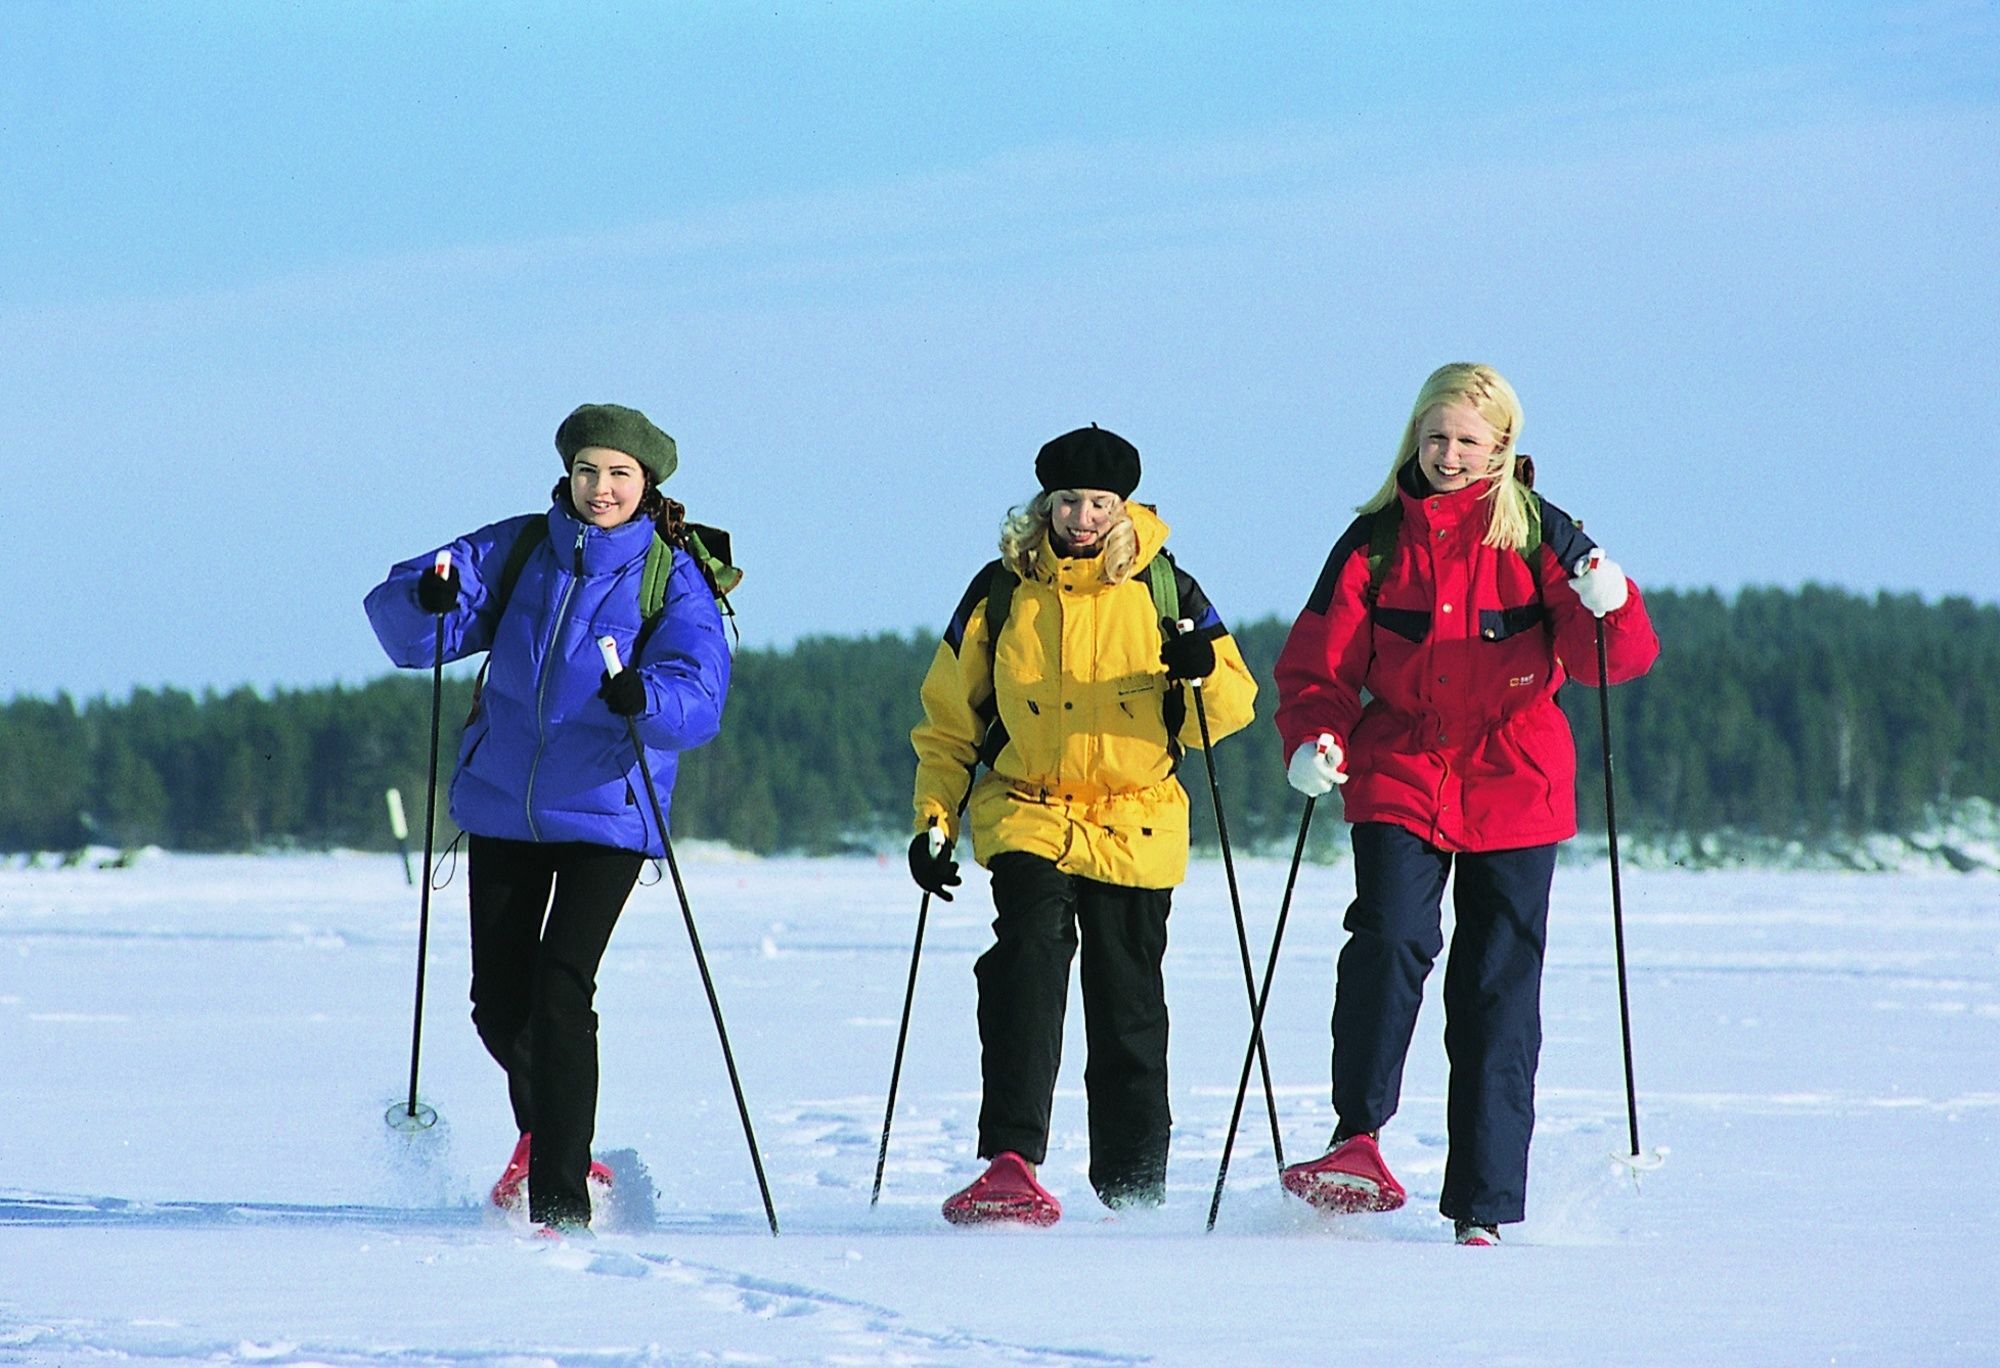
[1273,472,1659,852]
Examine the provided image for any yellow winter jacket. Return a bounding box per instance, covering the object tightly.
[911,503,1257,889]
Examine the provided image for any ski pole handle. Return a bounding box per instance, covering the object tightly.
[1174,617,1205,689]
[927,823,946,857]
[597,635,624,677]
[1575,547,1603,578]
[1308,732,1346,786]
[434,549,453,577]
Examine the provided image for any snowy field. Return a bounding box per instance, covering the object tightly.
[2,847,1995,1366]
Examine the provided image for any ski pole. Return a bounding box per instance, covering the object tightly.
[1175,619,1285,1173]
[871,816,948,1206]
[1207,774,1322,1230]
[1589,593,1656,1171]
[385,788,415,886]
[600,636,781,1234]
[387,550,450,1132]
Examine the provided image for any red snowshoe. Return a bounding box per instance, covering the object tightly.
[490,1132,614,1213]
[491,1133,533,1211]
[1280,1133,1407,1214]
[942,1151,1062,1227]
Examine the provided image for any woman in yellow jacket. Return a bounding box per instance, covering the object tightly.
[909,425,1257,1225]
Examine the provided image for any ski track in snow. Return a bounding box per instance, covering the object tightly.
[567,1248,1148,1368]
[4,1236,1148,1368]
[0,1179,1147,1367]
[2,852,1996,1365]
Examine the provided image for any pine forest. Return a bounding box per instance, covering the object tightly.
[3,586,1995,865]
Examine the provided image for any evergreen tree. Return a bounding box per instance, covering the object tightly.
[2,587,1996,855]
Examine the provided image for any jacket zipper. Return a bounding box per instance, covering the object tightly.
[523,526,588,839]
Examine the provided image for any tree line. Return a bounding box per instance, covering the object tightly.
[2,585,1994,856]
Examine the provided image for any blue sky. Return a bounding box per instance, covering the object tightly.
[4,2,1996,700]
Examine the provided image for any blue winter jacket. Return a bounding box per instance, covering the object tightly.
[363,501,730,857]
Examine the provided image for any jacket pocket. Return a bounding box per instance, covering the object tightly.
[1371,605,1431,643]
[1478,604,1545,641]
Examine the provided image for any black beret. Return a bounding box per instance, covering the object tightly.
[1034,424,1140,497]
[555,403,677,483]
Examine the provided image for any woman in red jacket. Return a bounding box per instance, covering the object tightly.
[1271,362,1658,1245]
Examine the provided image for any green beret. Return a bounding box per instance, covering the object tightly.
[554,403,677,483]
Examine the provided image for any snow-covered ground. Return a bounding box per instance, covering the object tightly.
[2,848,1995,1366]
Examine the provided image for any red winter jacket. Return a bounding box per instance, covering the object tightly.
[1274,469,1659,852]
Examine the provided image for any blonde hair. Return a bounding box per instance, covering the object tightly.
[999,490,1138,583]
[1359,362,1534,554]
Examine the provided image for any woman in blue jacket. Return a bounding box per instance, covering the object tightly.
[365,403,730,1230]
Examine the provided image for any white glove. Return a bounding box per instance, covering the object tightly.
[1569,550,1629,618]
[1287,734,1348,796]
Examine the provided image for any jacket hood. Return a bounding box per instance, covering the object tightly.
[1031,500,1171,588]
[1127,501,1170,568]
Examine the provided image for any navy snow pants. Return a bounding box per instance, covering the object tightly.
[1331,821,1557,1226]
[467,835,642,1226]
[975,851,1174,1206]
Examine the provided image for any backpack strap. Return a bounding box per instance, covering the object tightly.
[637,533,673,621]
[1148,551,1187,762]
[632,534,679,659]
[982,561,1018,655]
[1145,551,1181,628]
[468,518,550,720]
[1364,499,1402,604]
[976,563,1019,767]
[493,517,550,615]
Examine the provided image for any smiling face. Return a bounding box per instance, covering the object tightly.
[1414,401,1504,493]
[569,446,650,528]
[1048,488,1123,553]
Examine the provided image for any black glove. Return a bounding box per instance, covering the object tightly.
[1160,627,1216,682]
[598,669,648,718]
[416,566,460,615]
[907,830,961,901]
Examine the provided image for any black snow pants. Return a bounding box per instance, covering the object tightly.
[1330,821,1557,1227]
[975,850,1174,1206]
[467,834,643,1226]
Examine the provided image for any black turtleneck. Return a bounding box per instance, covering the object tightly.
[1398,457,1439,498]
